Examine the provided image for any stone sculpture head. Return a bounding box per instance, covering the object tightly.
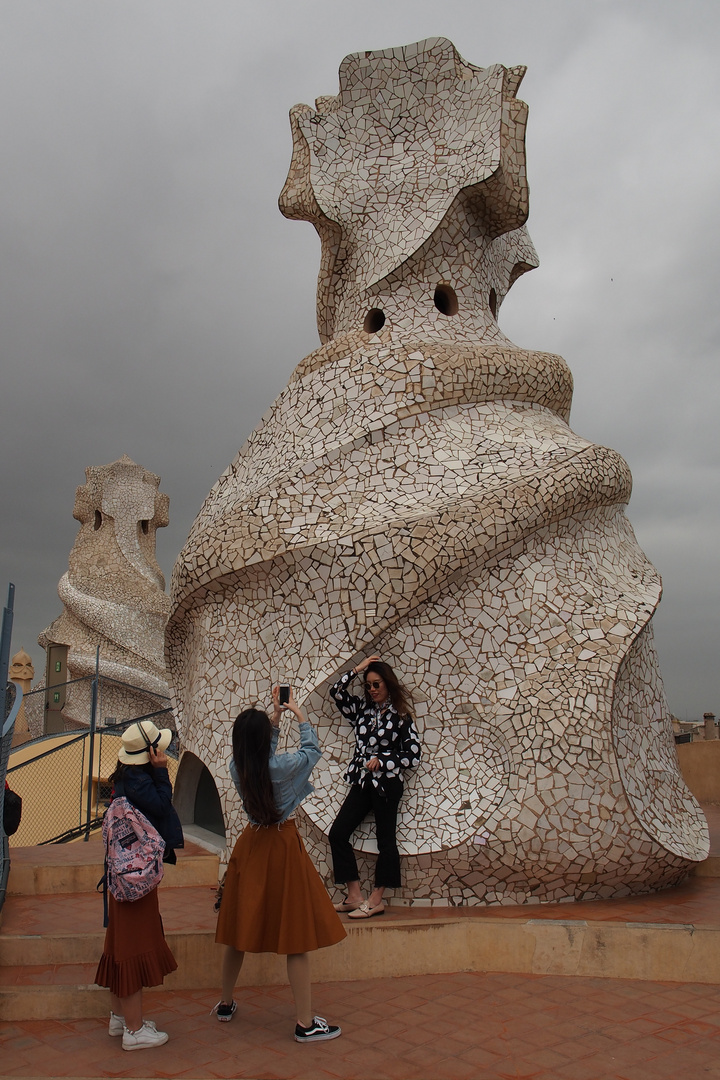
[10,648,34,683]
[70,454,170,599]
[279,37,538,344]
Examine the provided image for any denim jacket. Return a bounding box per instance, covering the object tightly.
[229,721,321,824]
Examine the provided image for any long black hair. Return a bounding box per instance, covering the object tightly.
[364,661,414,718]
[232,708,281,826]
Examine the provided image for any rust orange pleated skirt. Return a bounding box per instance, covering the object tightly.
[216,819,346,955]
[95,887,177,997]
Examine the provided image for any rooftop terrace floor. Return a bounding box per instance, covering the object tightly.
[2,969,720,1079]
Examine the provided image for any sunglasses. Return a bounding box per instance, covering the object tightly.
[365,680,383,690]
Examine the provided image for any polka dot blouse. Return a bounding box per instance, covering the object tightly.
[330,669,422,792]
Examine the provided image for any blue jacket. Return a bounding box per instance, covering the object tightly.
[117,765,184,863]
[229,721,321,824]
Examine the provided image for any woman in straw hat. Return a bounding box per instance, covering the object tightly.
[214,687,345,1042]
[95,720,183,1051]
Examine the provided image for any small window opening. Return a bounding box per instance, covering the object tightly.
[434,283,459,316]
[363,308,386,333]
[93,510,102,531]
[140,520,149,535]
[488,288,498,320]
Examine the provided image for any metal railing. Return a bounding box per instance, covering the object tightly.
[1,585,18,910]
[0,584,177,912]
[7,717,177,848]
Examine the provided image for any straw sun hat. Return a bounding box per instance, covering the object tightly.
[118,720,173,765]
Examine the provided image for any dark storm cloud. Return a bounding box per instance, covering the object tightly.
[1,0,717,718]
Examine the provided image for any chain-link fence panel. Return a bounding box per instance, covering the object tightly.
[7,679,177,846]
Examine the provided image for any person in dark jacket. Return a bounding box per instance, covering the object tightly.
[95,721,183,1051]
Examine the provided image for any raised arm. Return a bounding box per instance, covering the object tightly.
[270,686,322,781]
[329,655,379,722]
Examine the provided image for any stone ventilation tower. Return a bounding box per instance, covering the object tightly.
[167,39,707,902]
[40,456,173,729]
[9,649,34,747]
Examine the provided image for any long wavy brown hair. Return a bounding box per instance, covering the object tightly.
[364,661,414,719]
[232,708,281,826]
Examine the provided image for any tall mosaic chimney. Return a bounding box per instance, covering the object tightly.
[167,39,707,903]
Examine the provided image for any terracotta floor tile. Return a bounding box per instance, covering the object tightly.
[619,1015,669,1036]
[372,1033,417,1058]
[474,1063,543,1080]
[516,1046,574,1069]
[438,1021,487,1046]
[0,1035,44,1051]
[456,1043,503,1068]
[656,1024,703,1047]
[510,1032,567,1054]
[662,997,719,1020]
[4,971,720,1078]
[570,1030,626,1055]
[204,1060,256,1079]
[542,1017,602,1040]
[414,1014,457,1037]
[551,1058,614,1080]
[374,1060,434,1080]
[425,1056,485,1080]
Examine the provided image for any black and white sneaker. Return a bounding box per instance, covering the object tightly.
[294,1015,341,1042]
[211,1000,237,1022]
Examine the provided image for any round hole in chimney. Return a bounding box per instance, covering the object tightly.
[364,308,386,333]
[93,510,102,531]
[433,283,458,316]
[488,288,498,320]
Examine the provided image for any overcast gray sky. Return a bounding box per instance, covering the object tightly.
[1,0,717,721]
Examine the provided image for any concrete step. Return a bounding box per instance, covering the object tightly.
[4,828,720,1021]
[3,910,720,1020]
[6,837,219,895]
[6,852,219,895]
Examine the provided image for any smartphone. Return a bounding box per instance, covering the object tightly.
[279,685,290,706]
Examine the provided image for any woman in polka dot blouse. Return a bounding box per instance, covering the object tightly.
[328,656,421,918]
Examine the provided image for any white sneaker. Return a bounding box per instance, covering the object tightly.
[122,1021,168,1051]
[111,1015,158,1037]
[108,1011,124,1036]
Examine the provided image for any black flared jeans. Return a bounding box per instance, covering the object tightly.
[329,777,403,888]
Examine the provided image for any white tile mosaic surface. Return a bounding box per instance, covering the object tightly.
[40,456,172,725]
[167,39,708,904]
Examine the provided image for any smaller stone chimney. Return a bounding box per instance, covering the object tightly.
[9,648,34,747]
[703,712,717,741]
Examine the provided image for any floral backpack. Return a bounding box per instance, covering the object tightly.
[98,796,165,922]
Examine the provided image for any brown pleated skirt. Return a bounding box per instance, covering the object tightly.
[95,887,177,997]
[216,819,346,955]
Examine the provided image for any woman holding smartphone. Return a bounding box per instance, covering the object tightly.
[328,656,421,918]
[214,687,345,1042]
